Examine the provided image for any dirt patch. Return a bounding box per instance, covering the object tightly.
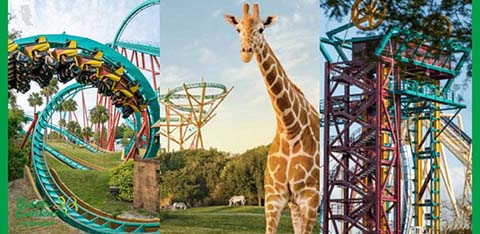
[118,209,158,220]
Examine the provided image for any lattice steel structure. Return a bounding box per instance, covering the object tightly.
[320,24,470,234]
[323,53,402,234]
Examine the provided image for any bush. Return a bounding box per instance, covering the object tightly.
[8,145,28,181]
[8,105,28,181]
[108,161,134,201]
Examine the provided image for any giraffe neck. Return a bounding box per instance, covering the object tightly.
[254,40,305,137]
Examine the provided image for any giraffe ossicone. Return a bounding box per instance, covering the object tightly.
[224,3,320,234]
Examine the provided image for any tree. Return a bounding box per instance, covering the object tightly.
[218,145,269,206]
[121,127,134,147]
[62,99,78,122]
[8,97,28,181]
[82,126,94,142]
[55,101,65,126]
[320,0,471,40]
[58,119,67,141]
[41,78,59,139]
[89,105,109,150]
[27,92,43,114]
[8,13,21,39]
[8,90,19,110]
[40,78,59,106]
[66,121,82,139]
[116,124,127,139]
[159,149,230,206]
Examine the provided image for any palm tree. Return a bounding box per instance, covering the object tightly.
[55,101,65,124]
[66,121,81,136]
[41,78,59,139]
[8,90,18,109]
[63,99,78,122]
[27,92,43,114]
[40,78,59,104]
[66,121,81,148]
[82,126,94,143]
[89,105,109,150]
[58,119,67,142]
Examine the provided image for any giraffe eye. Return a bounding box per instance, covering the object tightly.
[259,28,264,33]
[236,28,240,33]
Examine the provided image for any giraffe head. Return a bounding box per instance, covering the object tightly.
[224,3,278,63]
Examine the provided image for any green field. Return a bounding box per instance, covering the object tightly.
[160,206,320,234]
[48,141,123,169]
[46,154,135,216]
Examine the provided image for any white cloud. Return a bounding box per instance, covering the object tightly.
[160,65,197,86]
[252,95,268,105]
[198,47,220,65]
[212,9,223,18]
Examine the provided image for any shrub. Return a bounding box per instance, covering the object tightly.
[8,145,28,181]
[108,161,134,201]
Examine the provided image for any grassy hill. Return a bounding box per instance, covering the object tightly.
[48,141,122,169]
[46,154,133,216]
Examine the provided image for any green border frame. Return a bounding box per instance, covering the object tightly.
[473,0,479,233]
[2,0,7,233]
[0,1,475,233]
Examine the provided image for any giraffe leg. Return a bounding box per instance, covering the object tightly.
[264,188,288,234]
[288,202,302,234]
[297,190,319,234]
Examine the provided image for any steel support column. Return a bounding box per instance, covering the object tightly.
[323,58,401,233]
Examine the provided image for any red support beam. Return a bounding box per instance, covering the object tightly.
[141,111,150,148]
[111,45,161,155]
[20,113,38,149]
[130,51,137,66]
[82,90,88,128]
[125,121,147,161]
[148,54,158,89]
[73,111,80,125]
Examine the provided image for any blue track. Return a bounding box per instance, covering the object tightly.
[24,114,98,154]
[43,144,90,170]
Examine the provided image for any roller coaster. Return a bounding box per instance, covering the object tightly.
[319,1,472,233]
[9,1,161,233]
[154,81,232,152]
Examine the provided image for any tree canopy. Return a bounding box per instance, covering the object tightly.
[321,0,471,43]
[159,145,270,207]
[27,92,43,114]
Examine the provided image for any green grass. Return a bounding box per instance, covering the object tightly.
[160,206,320,234]
[48,141,122,169]
[46,155,132,215]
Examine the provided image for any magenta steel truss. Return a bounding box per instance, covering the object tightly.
[322,57,401,233]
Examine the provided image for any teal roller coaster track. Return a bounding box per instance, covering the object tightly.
[12,34,160,233]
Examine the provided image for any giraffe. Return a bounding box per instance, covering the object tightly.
[224,3,320,234]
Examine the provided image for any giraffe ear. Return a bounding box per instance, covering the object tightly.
[224,14,239,27]
[263,15,278,27]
